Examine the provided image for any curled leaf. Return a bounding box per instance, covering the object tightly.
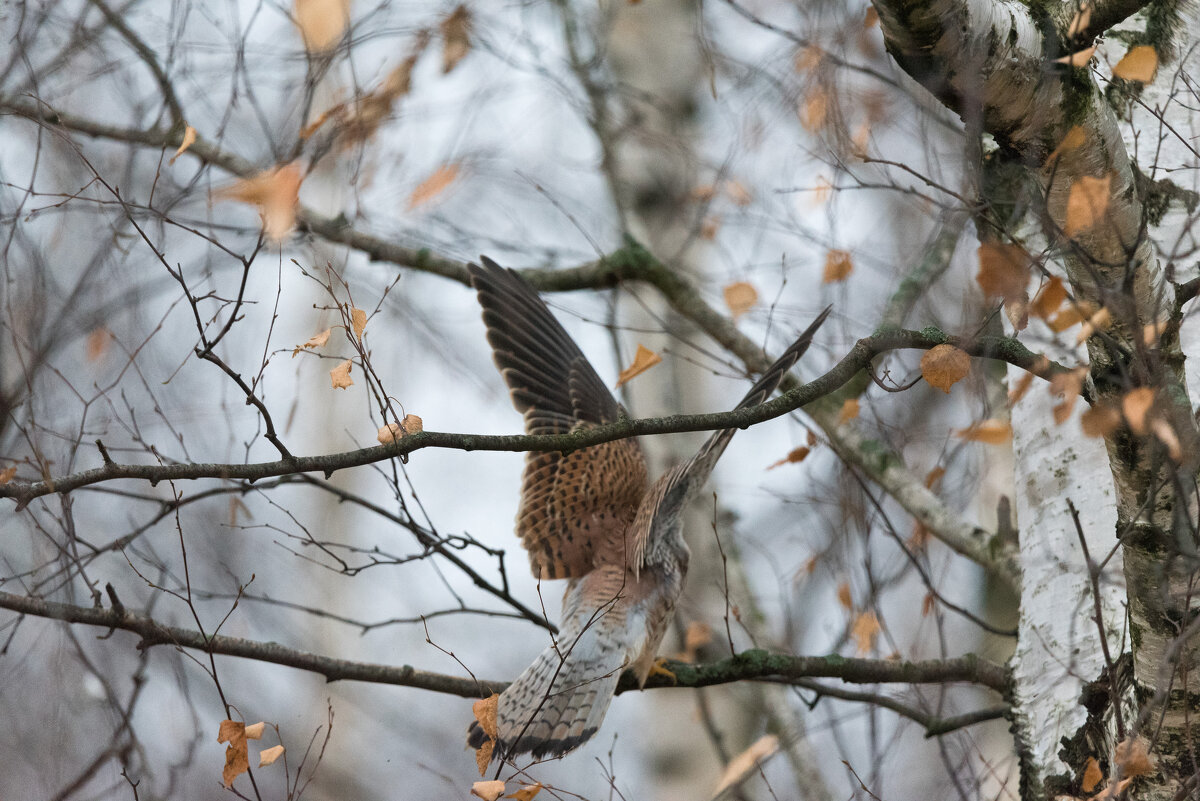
[330,359,354,389]
[351,307,367,338]
[293,328,332,357]
[920,344,970,394]
[615,344,662,388]
[221,164,303,242]
[767,446,810,470]
[471,780,507,801]
[1054,45,1096,67]
[170,125,197,165]
[259,745,285,767]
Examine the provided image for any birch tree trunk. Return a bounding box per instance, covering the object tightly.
[873,1,1200,797]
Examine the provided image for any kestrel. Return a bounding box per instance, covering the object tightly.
[466,256,830,761]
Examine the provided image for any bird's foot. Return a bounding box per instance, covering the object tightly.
[648,657,678,684]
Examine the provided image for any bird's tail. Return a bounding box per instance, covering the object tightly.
[468,567,632,761]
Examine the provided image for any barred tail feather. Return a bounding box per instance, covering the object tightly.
[467,569,634,760]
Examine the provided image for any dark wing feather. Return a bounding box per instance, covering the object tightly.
[470,257,649,579]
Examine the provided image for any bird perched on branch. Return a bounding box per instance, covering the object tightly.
[466,256,830,761]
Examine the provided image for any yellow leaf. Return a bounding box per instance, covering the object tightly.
[851,610,881,654]
[0,466,16,485]
[1008,371,1034,405]
[505,784,544,801]
[244,722,266,740]
[823,249,853,283]
[1122,387,1154,435]
[292,328,332,357]
[836,581,853,609]
[723,281,758,321]
[407,162,461,210]
[1067,5,1093,37]
[976,243,1031,301]
[258,745,285,767]
[1048,125,1087,162]
[170,125,197,165]
[471,780,507,801]
[1075,306,1112,344]
[1031,276,1068,320]
[221,163,303,242]
[837,397,860,424]
[954,419,1012,445]
[86,327,113,362]
[712,735,780,797]
[920,344,971,394]
[1080,403,1121,438]
[1080,756,1102,793]
[1114,737,1155,778]
[351,307,367,338]
[330,359,354,389]
[1054,45,1096,67]
[295,0,350,52]
[1112,45,1158,83]
[615,344,662,388]
[440,5,471,74]
[1064,173,1112,237]
[767,445,810,470]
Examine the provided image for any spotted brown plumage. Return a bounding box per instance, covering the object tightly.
[467,256,830,761]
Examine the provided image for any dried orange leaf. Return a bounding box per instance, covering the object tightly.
[723,282,758,321]
[681,621,713,662]
[293,328,332,357]
[954,419,1013,445]
[615,344,662,388]
[1009,371,1035,405]
[295,0,350,52]
[691,184,717,201]
[217,721,249,788]
[505,784,544,801]
[1112,45,1158,83]
[471,780,507,801]
[351,307,367,338]
[330,359,354,389]
[1143,319,1168,345]
[800,90,828,131]
[244,722,266,740]
[1048,302,1096,333]
[1055,45,1096,67]
[1049,367,1088,424]
[259,745,285,767]
[170,125,198,165]
[700,216,721,240]
[794,45,823,73]
[726,181,753,206]
[1048,125,1087,162]
[767,446,811,470]
[1065,173,1112,236]
[1151,418,1182,461]
[1122,387,1154,435]
[1031,276,1068,320]
[1081,403,1121,437]
[86,327,113,362]
[921,344,971,394]
[836,581,853,609]
[407,162,461,210]
[402,414,423,434]
[473,694,499,740]
[921,592,935,616]
[976,243,1031,301]
[924,465,946,489]
[0,466,16,485]
[712,735,780,797]
[1114,737,1154,777]
[811,176,832,206]
[851,610,881,655]
[377,422,403,444]
[475,739,493,776]
[440,5,472,73]
[837,397,860,424]
[1005,293,1030,331]
[222,163,303,242]
[863,6,879,27]
[823,249,853,283]
[1075,306,1112,344]
[1081,756,1103,793]
[1067,5,1093,37]
[909,521,930,548]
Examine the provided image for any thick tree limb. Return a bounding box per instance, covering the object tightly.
[0,589,1012,697]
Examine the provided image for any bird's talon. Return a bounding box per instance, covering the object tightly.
[649,658,677,683]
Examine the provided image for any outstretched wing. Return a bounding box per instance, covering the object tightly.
[630,305,833,567]
[470,257,649,580]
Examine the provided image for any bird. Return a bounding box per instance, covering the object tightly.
[465,256,831,761]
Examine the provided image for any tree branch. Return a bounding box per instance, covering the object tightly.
[0,590,1012,697]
